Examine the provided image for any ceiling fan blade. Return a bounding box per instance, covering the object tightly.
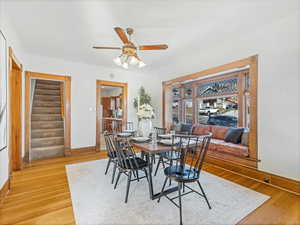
[114,27,129,44]
[93,46,121,50]
[139,44,168,50]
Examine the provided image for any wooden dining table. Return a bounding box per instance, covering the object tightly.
[130,141,179,200]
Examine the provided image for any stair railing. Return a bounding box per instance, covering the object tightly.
[60,82,65,119]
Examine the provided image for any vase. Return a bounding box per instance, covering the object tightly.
[138,119,152,137]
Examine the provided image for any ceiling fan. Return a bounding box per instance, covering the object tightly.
[93,27,168,69]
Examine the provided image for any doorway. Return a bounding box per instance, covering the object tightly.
[8,47,23,171]
[25,71,71,162]
[96,80,128,151]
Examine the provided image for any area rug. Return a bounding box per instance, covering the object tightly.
[66,159,269,225]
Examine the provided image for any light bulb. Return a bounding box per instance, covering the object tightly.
[113,56,122,66]
[122,62,128,69]
[138,61,146,68]
[129,56,138,65]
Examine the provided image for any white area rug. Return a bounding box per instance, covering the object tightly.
[66,159,269,225]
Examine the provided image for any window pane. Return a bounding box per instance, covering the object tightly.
[184,100,193,124]
[244,92,250,128]
[172,87,180,98]
[172,99,180,124]
[184,86,193,98]
[197,78,238,97]
[197,96,238,127]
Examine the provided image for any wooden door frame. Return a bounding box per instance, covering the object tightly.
[24,71,71,162]
[8,47,23,172]
[96,80,128,151]
[162,55,258,167]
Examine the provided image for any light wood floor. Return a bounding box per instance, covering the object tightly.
[0,151,299,225]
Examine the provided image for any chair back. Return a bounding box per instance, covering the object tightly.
[104,132,118,158]
[154,127,167,136]
[170,133,212,178]
[104,135,141,171]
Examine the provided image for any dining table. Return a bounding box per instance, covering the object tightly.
[130,141,179,200]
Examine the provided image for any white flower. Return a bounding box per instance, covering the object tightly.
[137,104,155,119]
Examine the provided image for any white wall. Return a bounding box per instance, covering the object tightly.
[0,0,27,189]
[159,11,300,181]
[23,53,162,149]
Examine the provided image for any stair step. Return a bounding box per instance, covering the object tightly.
[35,83,61,90]
[33,101,61,107]
[34,95,61,101]
[31,121,64,129]
[30,145,65,161]
[31,114,62,121]
[32,107,61,114]
[31,128,64,138]
[36,80,61,85]
[31,136,64,148]
[34,89,60,96]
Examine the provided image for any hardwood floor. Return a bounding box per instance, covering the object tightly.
[0,151,299,225]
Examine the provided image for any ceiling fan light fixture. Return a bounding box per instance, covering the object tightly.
[113,56,122,66]
[122,62,129,69]
[128,55,139,65]
[138,61,146,68]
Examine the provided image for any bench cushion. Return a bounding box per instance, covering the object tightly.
[209,138,249,157]
[192,124,211,135]
[211,125,228,140]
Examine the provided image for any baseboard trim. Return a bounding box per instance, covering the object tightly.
[0,178,10,205]
[205,156,300,195]
[71,146,96,155]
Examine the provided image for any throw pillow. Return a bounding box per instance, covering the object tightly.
[224,128,244,144]
[181,123,192,134]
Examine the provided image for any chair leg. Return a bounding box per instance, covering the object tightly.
[154,156,162,176]
[125,171,132,203]
[157,176,168,203]
[136,170,140,182]
[104,158,111,175]
[178,182,183,225]
[183,183,185,193]
[169,160,173,186]
[114,170,121,189]
[111,162,117,184]
[143,168,149,183]
[197,180,211,209]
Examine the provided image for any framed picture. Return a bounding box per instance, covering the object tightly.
[0,30,7,151]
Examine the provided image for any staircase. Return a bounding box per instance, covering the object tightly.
[31,80,65,160]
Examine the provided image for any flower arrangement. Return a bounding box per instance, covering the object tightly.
[136,104,155,120]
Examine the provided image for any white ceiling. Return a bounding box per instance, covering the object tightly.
[3,0,299,76]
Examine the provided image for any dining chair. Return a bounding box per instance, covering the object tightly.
[154,127,167,137]
[112,139,150,203]
[103,132,128,184]
[157,133,212,225]
[151,127,167,165]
